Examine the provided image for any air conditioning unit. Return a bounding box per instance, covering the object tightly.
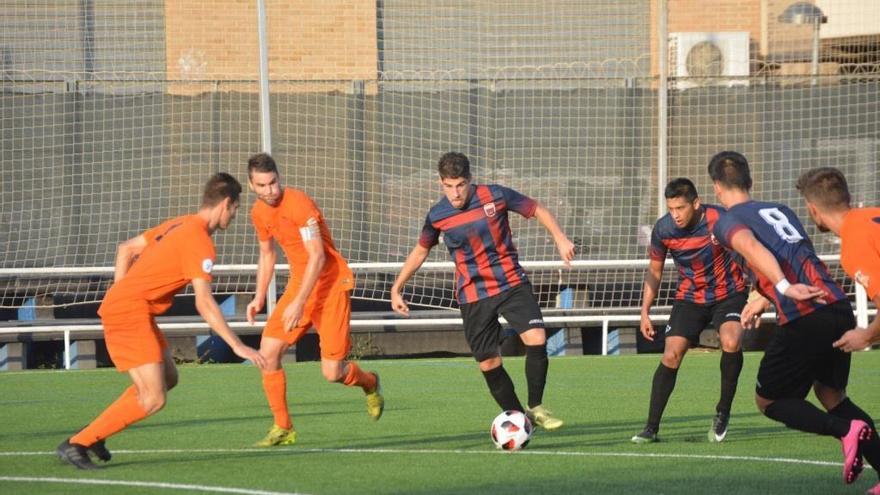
[669,32,750,90]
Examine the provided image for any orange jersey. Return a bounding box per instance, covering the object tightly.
[250,187,354,293]
[840,207,880,301]
[99,214,216,317]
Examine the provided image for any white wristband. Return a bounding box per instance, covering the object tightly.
[775,279,791,294]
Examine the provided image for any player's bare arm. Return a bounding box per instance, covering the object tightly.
[741,290,771,329]
[834,293,880,352]
[246,237,277,325]
[282,234,326,332]
[192,278,267,369]
[728,228,826,302]
[390,244,432,316]
[533,203,575,265]
[113,234,148,283]
[639,258,664,341]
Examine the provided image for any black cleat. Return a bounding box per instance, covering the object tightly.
[89,440,112,462]
[631,426,658,444]
[56,439,99,470]
[709,411,730,443]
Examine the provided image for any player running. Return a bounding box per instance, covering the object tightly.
[796,166,880,493]
[631,178,747,444]
[57,173,267,470]
[246,153,383,447]
[708,151,877,486]
[390,151,575,430]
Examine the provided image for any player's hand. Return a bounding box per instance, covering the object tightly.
[740,297,768,330]
[246,298,264,325]
[833,327,874,353]
[281,301,304,333]
[391,291,410,316]
[783,284,827,304]
[556,236,576,267]
[234,344,267,370]
[639,314,655,341]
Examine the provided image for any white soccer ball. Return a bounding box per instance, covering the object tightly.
[490,410,532,451]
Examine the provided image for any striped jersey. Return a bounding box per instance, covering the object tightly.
[419,184,536,304]
[649,204,746,304]
[713,200,847,325]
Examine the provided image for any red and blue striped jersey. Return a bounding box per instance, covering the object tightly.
[649,204,746,304]
[713,200,847,325]
[419,184,537,304]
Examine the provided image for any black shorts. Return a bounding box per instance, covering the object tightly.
[755,300,854,400]
[460,282,545,362]
[665,292,747,345]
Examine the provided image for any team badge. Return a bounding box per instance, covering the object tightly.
[201,258,214,274]
[855,270,870,290]
[483,202,496,218]
[710,233,719,245]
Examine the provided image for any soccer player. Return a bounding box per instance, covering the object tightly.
[708,151,878,486]
[56,173,267,470]
[796,166,880,494]
[246,153,383,447]
[631,178,747,445]
[390,151,575,430]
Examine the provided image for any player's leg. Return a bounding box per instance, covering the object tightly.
[632,301,703,443]
[499,283,562,430]
[462,294,524,413]
[814,302,880,484]
[758,304,868,484]
[709,293,746,442]
[313,289,382,419]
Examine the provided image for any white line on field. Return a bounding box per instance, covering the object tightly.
[0,446,860,469]
[0,476,306,495]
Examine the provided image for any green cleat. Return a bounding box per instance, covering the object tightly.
[254,425,296,447]
[526,405,564,431]
[365,372,384,421]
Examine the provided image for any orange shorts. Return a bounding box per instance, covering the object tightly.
[263,287,352,360]
[101,312,168,372]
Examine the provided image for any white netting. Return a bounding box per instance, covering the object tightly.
[0,0,878,317]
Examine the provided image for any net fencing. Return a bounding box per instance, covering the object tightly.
[1,0,878,318]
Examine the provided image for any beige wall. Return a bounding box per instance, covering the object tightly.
[164,0,377,92]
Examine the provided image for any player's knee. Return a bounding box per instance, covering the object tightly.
[139,390,167,415]
[476,354,501,371]
[755,394,772,414]
[661,351,683,368]
[322,367,344,383]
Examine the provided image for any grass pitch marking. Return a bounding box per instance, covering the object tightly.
[0,446,856,469]
[0,476,307,495]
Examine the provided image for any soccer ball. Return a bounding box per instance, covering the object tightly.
[490,410,532,451]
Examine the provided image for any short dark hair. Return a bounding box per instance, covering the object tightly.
[202,172,242,207]
[437,152,471,180]
[796,167,851,211]
[247,152,279,178]
[707,151,752,191]
[664,177,699,202]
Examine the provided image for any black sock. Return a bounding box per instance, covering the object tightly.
[646,363,678,431]
[482,366,523,412]
[829,398,880,478]
[717,350,743,415]
[764,398,849,437]
[524,344,549,409]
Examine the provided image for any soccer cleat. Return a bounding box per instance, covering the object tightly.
[708,411,730,443]
[56,439,99,470]
[365,372,384,421]
[867,482,880,495]
[631,426,658,444]
[526,405,564,431]
[841,419,871,484]
[254,424,297,447]
[89,439,112,462]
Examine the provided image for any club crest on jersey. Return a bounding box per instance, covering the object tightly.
[483,202,496,218]
[855,270,870,290]
[201,258,214,274]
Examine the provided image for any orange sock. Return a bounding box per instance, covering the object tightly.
[70,385,149,447]
[261,369,292,430]
[342,362,377,392]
